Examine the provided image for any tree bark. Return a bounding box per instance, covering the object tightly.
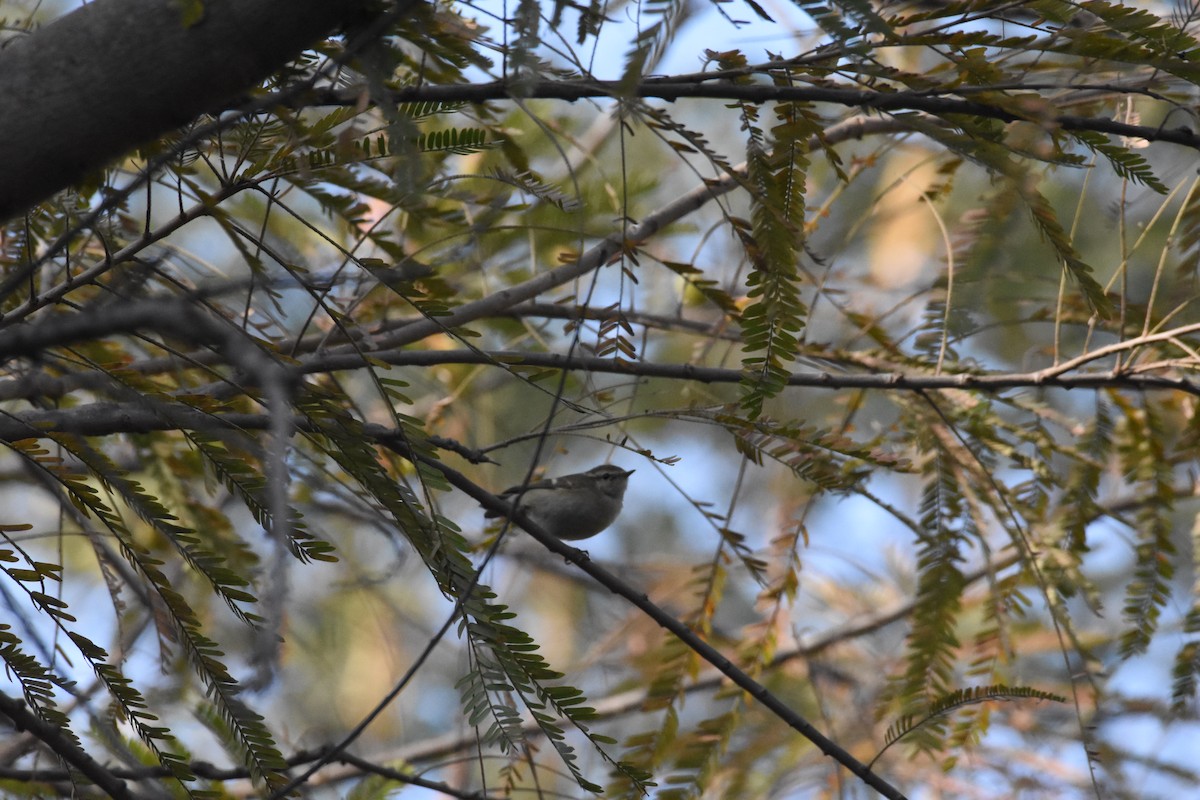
[0,0,376,220]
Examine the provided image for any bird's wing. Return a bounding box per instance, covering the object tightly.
[483,476,557,518]
[499,476,560,496]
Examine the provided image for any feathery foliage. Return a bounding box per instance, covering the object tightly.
[3,1,1200,798]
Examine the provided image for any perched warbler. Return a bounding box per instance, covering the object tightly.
[484,464,635,540]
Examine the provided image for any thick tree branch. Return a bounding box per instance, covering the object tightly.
[0,0,382,220]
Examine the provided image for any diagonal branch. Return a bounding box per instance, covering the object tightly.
[311,115,900,355]
[0,691,134,800]
[388,440,910,800]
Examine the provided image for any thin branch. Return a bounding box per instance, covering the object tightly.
[0,742,501,800]
[305,80,1200,152]
[1033,320,1200,380]
[313,348,1200,394]
[0,352,1198,444]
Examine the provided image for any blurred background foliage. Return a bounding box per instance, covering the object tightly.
[3,0,1200,798]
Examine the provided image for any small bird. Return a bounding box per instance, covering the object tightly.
[485,464,635,540]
